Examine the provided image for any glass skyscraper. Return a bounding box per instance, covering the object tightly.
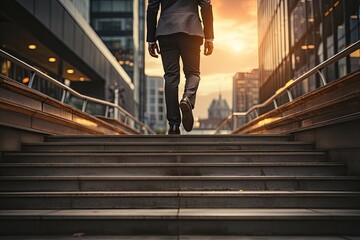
[90,0,146,120]
[258,0,360,103]
[91,0,134,78]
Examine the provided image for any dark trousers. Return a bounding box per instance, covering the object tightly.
[158,33,203,126]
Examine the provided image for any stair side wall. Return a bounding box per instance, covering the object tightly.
[293,119,360,176]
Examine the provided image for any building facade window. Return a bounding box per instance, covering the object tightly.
[91,0,132,12]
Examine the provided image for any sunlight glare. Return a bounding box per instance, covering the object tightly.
[231,41,244,53]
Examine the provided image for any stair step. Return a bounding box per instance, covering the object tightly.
[1,191,359,209]
[21,142,314,152]
[2,133,359,237]
[0,209,359,235]
[0,162,346,176]
[1,176,359,191]
[0,237,357,240]
[46,134,291,143]
[2,152,327,163]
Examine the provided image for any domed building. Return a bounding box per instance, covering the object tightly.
[193,94,231,132]
[208,94,231,120]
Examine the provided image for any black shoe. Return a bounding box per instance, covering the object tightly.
[180,97,194,132]
[168,124,180,135]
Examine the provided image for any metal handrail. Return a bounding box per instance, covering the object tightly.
[0,48,155,135]
[215,40,360,134]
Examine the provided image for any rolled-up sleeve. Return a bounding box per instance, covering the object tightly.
[146,0,161,42]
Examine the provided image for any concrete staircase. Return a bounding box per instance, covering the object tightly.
[0,135,360,237]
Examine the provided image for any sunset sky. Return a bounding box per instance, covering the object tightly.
[145,0,259,119]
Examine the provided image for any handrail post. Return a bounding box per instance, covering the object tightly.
[105,105,109,118]
[287,89,293,102]
[114,88,119,120]
[317,69,327,86]
[61,90,67,103]
[82,99,88,112]
[28,72,36,88]
[273,99,278,109]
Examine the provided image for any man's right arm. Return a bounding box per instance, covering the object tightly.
[199,0,214,56]
[146,0,161,43]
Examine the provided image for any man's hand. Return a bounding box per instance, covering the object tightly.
[204,41,214,56]
[148,42,161,58]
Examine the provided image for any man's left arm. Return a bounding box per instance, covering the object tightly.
[147,0,161,58]
[147,0,160,43]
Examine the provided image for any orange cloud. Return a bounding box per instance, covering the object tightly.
[212,0,257,24]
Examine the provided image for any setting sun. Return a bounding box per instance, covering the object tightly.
[230,41,245,53]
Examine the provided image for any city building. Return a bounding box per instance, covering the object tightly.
[0,0,134,113]
[258,0,360,103]
[90,0,146,120]
[194,94,231,133]
[233,69,259,112]
[145,76,166,133]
